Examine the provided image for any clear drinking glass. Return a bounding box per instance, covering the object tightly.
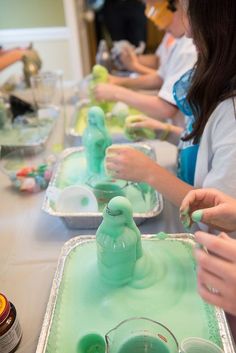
[30,71,59,109]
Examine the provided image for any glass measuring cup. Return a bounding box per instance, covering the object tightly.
[77,317,179,353]
[105,317,179,353]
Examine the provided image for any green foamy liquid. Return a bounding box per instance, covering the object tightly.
[45,240,222,353]
[117,335,170,353]
[0,117,54,146]
[53,150,157,213]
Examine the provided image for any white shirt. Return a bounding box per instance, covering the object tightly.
[158,35,197,105]
[195,98,236,198]
[155,33,176,68]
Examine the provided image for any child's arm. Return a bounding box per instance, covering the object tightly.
[125,115,183,145]
[120,47,159,74]
[105,146,193,207]
[94,83,178,121]
[0,48,26,70]
[109,73,163,91]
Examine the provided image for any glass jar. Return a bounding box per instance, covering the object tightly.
[0,293,22,353]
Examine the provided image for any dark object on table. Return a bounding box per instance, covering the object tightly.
[9,95,35,120]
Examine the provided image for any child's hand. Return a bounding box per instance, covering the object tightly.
[105,145,156,182]
[125,115,159,141]
[93,83,122,102]
[120,46,139,72]
[195,231,236,315]
[180,188,236,231]
[125,115,166,131]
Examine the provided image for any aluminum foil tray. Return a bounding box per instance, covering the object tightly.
[42,144,163,229]
[67,99,135,144]
[0,111,58,154]
[36,234,236,353]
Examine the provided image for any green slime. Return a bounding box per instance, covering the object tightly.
[82,106,112,177]
[45,237,222,353]
[96,197,142,286]
[53,150,157,213]
[0,117,54,145]
[192,210,203,223]
[46,196,222,353]
[89,65,109,111]
[125,116,156,141]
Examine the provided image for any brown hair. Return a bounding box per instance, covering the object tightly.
[183,0,236,143]
[167,0,177,12]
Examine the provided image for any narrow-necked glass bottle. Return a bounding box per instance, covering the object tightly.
[0,293,22,353]
[96,196,142,286]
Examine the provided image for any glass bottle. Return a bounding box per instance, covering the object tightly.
[82,106,112,177]
[96,196,143,286]
[0,293,22,353]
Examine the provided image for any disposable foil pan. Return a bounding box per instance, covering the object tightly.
[42,144,163,229]
[0,116,57,154]
[67,99,130,145]
[36,234,236,353]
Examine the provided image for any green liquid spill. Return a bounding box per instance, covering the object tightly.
[116,335,171,353]
[45,240,222,353]
[0,117,54,145]
[53,151,157,213]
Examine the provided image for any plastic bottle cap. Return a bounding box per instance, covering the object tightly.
[0,293,11,324]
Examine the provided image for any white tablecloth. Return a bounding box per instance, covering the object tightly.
[0,113,185,353]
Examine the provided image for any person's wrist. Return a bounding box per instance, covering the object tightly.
[157,123,172,141]
[144,160,158,186]
[114,86,125,101]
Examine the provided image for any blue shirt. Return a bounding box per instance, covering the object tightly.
[173,69,199,186]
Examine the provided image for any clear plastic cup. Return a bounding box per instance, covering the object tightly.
[180,337,224,353]
[30,71,59,109]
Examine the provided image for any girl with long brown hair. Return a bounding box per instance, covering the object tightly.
[105,0,236,207]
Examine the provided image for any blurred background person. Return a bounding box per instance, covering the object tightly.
[0,47,28,71]
[94,0,197,121]
[117,0,175,75]
[95,0,147,48]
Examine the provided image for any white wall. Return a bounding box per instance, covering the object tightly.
[0,29,73,84]
[0,0,85,85]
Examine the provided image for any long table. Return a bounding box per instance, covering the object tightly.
[0,111,208,353]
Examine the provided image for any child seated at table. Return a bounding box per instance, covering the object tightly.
[104,0,236,208]
[94,0,197,122]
